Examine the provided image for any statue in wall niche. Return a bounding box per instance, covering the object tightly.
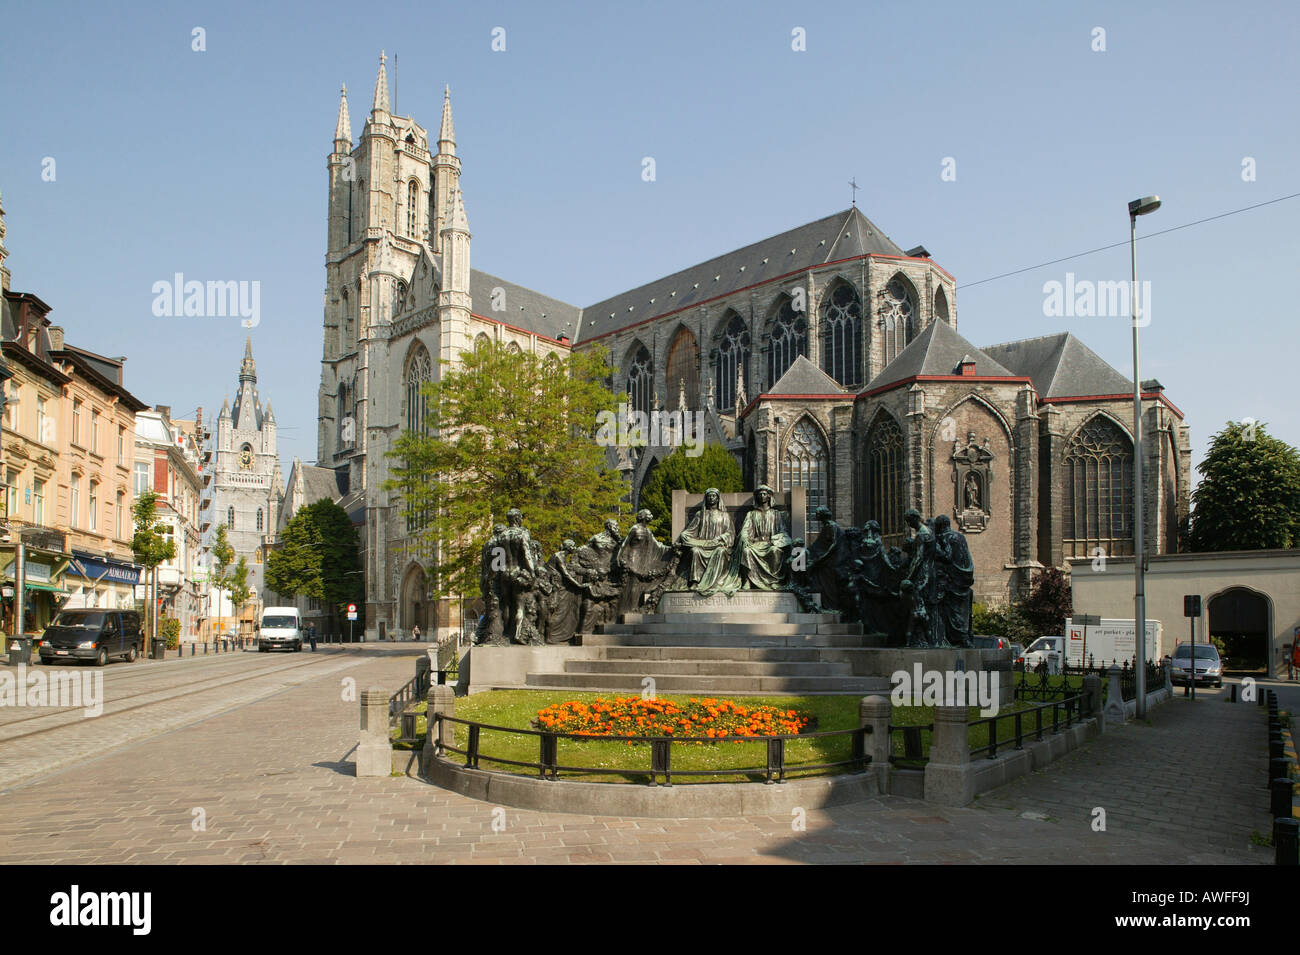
[572,519,624,632]
[616,509,680,616]
[542,539,586,645]
[675,488,742,597]
[799,505,852,613]
[933,515,975,648]
[736,484,797,590]
[900,508,944,647]
[952,431,993,533]
[474,523,508,645]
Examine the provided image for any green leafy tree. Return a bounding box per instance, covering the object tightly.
[971,602,1035,643]
[1188,420,1300,551]
[385,342,628,601]
[211,524,251,628]
[1019,566,1073,637]
[638,444,745,539]
[131,490,176,650]
[265,500,363,632]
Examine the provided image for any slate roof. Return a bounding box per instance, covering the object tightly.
[982,332,1132,400]
[470,269,582,343]
[576,208,907,342]
[765,354,848,396]
[300,463,347,504]
[866,319,1015,392]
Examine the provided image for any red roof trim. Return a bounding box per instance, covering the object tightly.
[469,312,571,348]
[1041,392,1184,418]
[853,374,1034,400]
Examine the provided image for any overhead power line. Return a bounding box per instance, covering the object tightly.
[958,191,1300,290]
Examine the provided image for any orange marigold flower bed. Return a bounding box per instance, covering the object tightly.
[534,696,814,740]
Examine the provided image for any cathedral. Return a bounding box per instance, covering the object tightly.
[317,54,1193,639]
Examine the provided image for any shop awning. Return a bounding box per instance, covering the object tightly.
[24,581,68,594]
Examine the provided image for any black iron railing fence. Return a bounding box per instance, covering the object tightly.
[1014,659,1168,703]
[888,692,1093,767]
[430,714,872,785]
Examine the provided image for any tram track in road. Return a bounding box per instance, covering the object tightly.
[0,653,339,738]
[0,653,369,790]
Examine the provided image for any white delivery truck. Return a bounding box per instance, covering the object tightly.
[258,606,303,652]
[1065,617,1160,668]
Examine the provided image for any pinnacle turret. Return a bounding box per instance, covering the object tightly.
[371,51,390,114]
[438,85,456,153]
[334,84,352,150]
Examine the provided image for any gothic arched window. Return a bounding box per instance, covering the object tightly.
[256,508,264,532]
[881,276,917,366]
[820,281,863,387]
[665,326,698,410]
[474,332,491,351]
[407,179,419,238]
[782,418,828,531]
[626,344,653,416]
[864,413,905,548]
[1063,416,1134,559]
[766,296,807,388]
[405,344,432,435]
[394,281,407,318]
[714,311,750,411]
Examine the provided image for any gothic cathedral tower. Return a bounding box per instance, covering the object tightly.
[318,54,469,638]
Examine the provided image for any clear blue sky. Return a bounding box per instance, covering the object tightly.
[2,0,1296,482]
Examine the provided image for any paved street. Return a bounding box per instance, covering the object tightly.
[0,647,1274,864]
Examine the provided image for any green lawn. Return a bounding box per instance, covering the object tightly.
[395,689,1086,783]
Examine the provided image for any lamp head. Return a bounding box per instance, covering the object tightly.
[1128,195,1162,217]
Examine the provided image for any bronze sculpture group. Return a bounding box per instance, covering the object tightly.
[474,486,974,649]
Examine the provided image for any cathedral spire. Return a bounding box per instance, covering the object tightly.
[334,84,352,151]
[371,51,390,114]
[438,85,456,154]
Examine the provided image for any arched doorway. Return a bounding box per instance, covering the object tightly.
[1207,587,1271,674]
[400,563,429,639]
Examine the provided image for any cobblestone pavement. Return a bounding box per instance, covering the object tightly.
[0,650,1272,864]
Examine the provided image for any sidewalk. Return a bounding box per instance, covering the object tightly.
[975,692,1271,860]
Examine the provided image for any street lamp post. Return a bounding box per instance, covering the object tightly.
[1128,194,1161,719]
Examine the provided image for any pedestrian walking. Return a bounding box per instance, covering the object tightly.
[308,623,317,652]
[412,624,422,643]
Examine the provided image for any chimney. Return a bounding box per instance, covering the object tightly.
[48,325,64,351]
[155,404,171,418]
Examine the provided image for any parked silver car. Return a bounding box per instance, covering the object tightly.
[1170,643,1223,688]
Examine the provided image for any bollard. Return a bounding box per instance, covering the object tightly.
[1271,734,1285,760]
[1230,684,1238,703]
[1274,818,1298,865]
[1270,757,1290,788]
[1272,777,1294,821]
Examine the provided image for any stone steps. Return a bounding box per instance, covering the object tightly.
[581,632,874,649]
[523,672,890,694]
[619,612,841,625]
[565,659,854,676]
[599,645,866,662]
[597,622,860,636]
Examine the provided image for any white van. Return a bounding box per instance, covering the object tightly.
[258,607,303,652]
